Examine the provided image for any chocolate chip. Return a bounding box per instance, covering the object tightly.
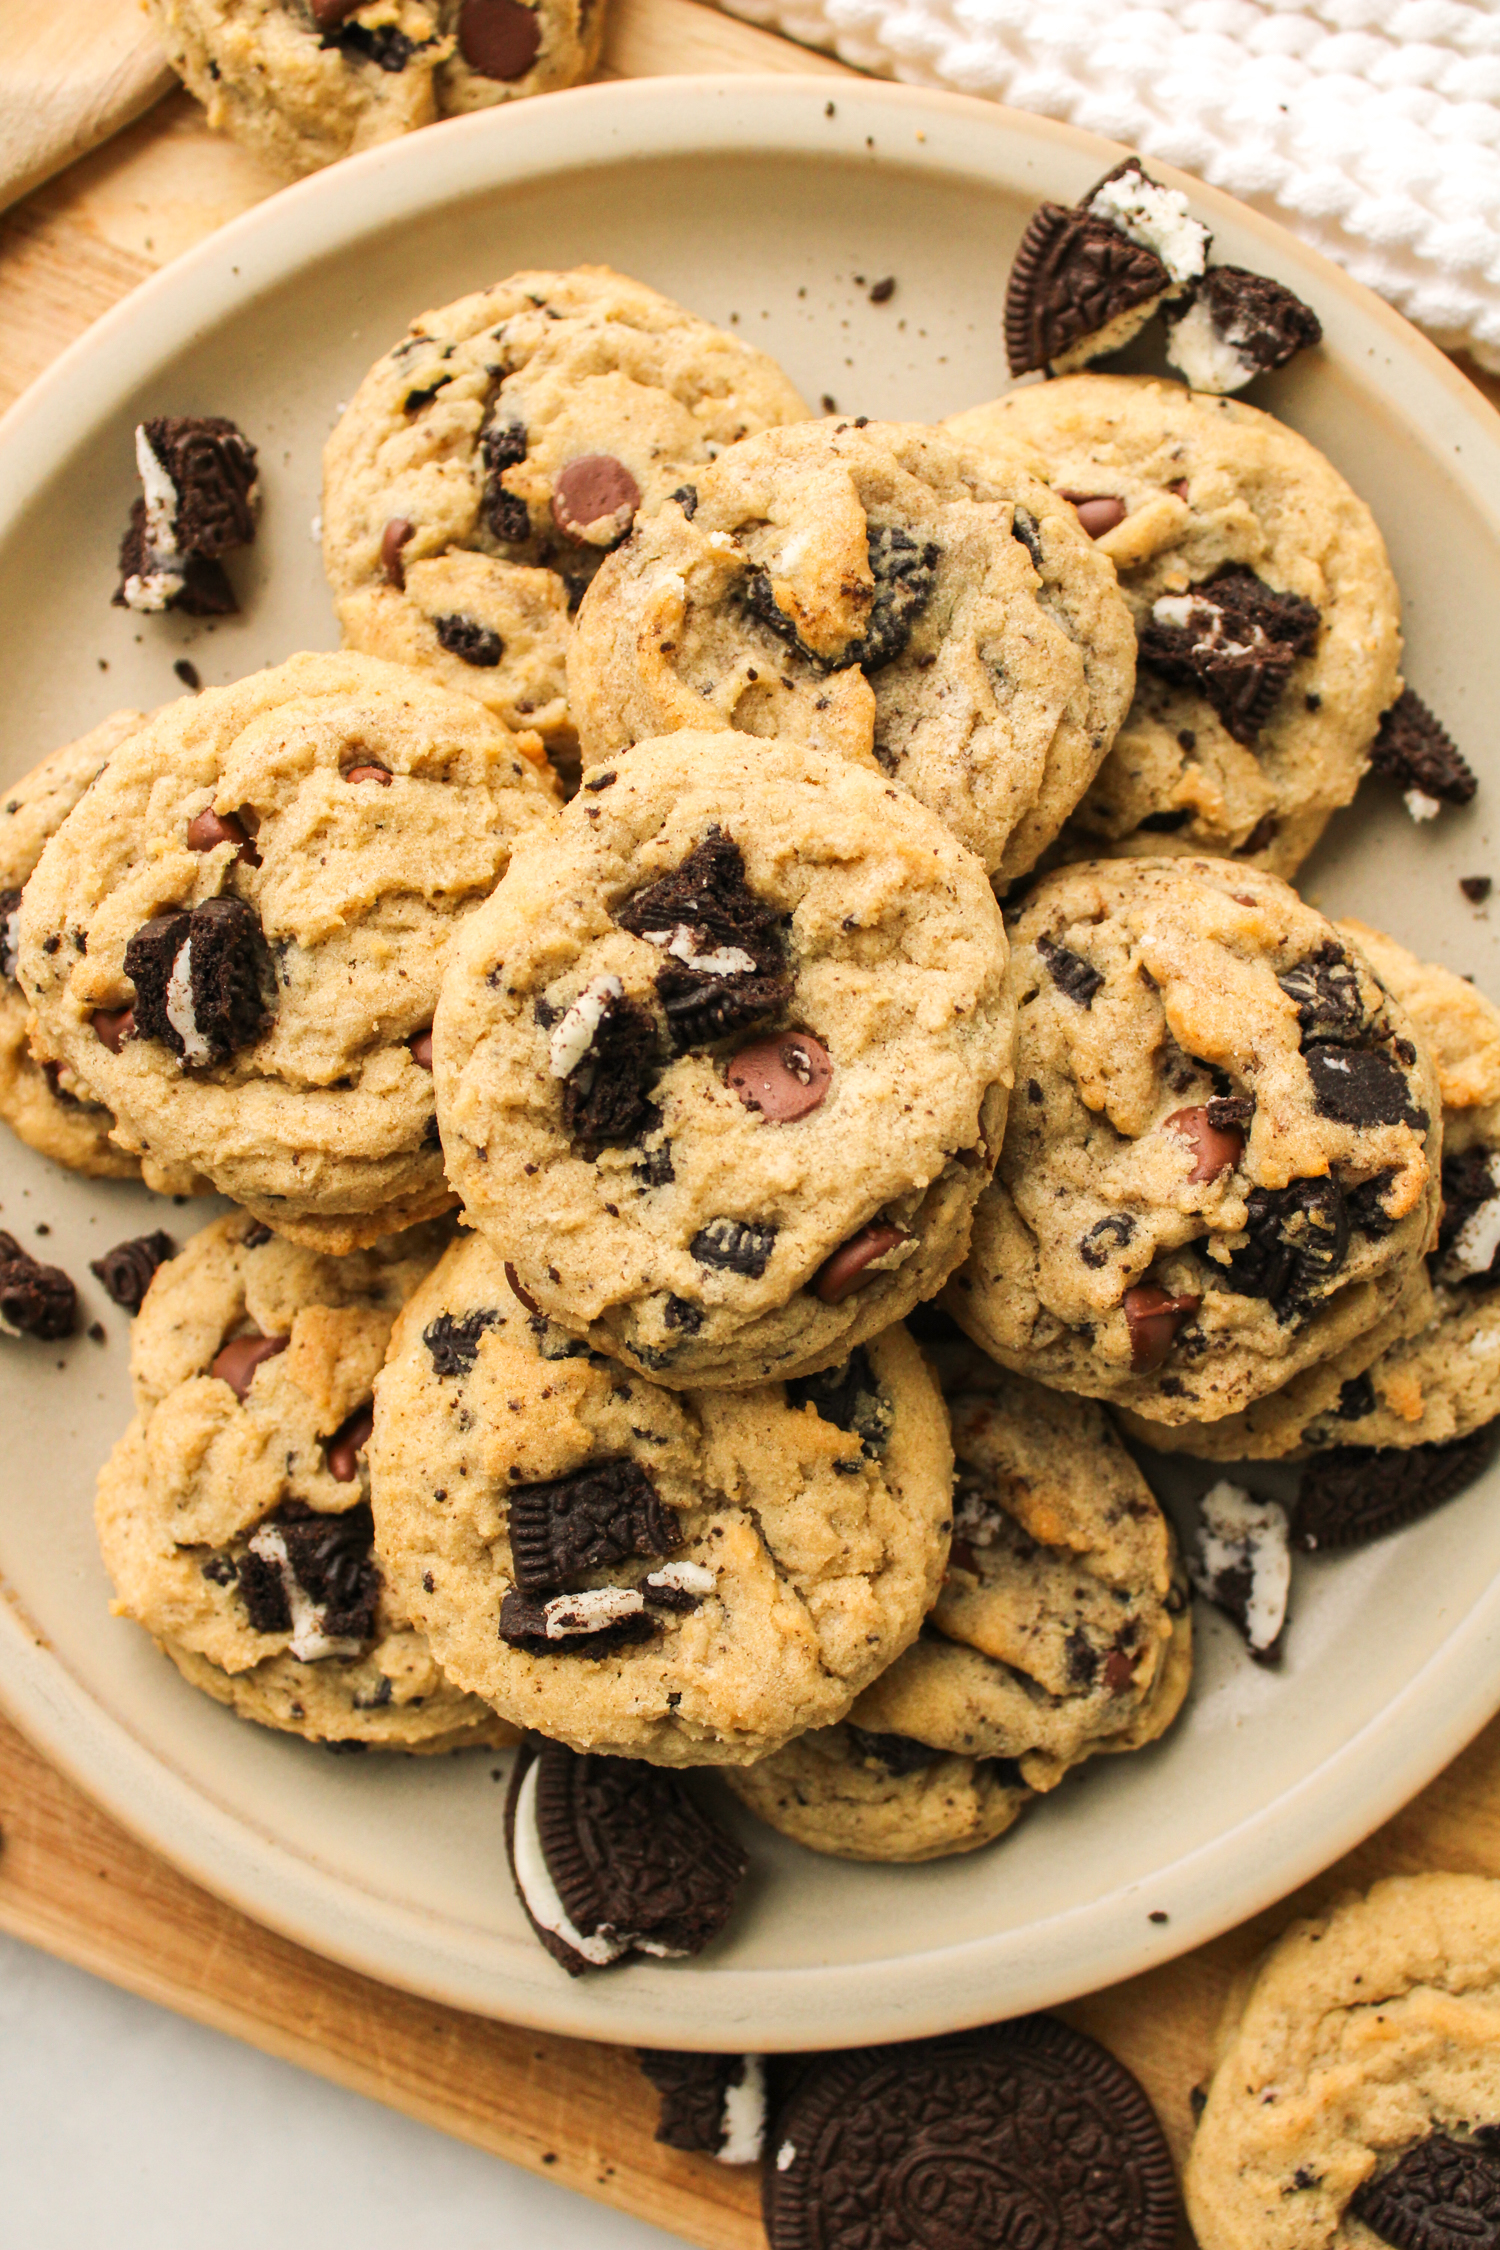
[1215,1176,1349,1313]
[507,1741,745,1977]
[1335,1372,1376,1421]
[1369,688,1476,807]
[422,1307,500,1377]
[408,1027,434,1070]
[1165,265,1321,375]
[324,1402,374,1484]
[814,1222,907,1304]
[379,516,415,588]
[0,1234,78,1341]
[1238,813,1279,857]
[1295,1421,1500,1551]
[1164,1104,1245,1182]
[744,523,939,676]
[186,806,258,865]
[637,2052,761,2158]
[125,896,274,1067]
[617,829,791,1052]
[1462,876,1492,904]
[1005,203,1170,375]
[726,1031,832,1121]
[1278,942,1364,1047]
[174,659,202,691]
[1138,565,1321,745]
[1080,1214,1135,1268]
[845,1725,943,1775]
[559,989,661,1147]
[784,1346,891,1457]
[692,1218,777,1278]
[1123,1284,1200,1371]
[507,1457,680,1595]
[868,275,896,303]
[343,762,392,786]
[327,20,419,67]
[1305,1043,1427,1130]
[1036,932,1103,1007]
[433,612,503,667]
[1059,491,1126,538]
[210,1331,288,1399]
[551,455,641,545]
[89,1229,176,1313]
[310,0,363,20]
[1349,2131,1500,2249]
[457,0,542,80]
[763,2016,1180,2250]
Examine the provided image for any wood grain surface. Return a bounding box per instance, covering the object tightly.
[1,9,1499,2247]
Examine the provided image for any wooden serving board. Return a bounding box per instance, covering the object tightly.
[3,9,1500,2247]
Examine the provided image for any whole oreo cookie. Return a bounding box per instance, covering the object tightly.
[763,2015,1179,2250]
[1294,1420,1500,1551]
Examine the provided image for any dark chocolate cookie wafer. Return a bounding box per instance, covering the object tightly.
[1294,1419,1500,1551]
[637,2049,767,2162]
[1350,2129,1500,2249]
[505,1739,746,1976]
[764,2015,1179,2250]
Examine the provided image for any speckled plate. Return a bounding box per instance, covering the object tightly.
[0,74,1498,2052]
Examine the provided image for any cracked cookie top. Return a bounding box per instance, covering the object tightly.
[568,415,1136,884]
[17,651,556,1252]
[948,375,1401,878]
[432,730,1014,1387]
[368,1232,953,1763]
[946,858,1441,1423]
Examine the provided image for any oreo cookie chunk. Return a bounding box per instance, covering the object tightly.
[114,416,258,616]
[1187,1480,1290,1660]
[1006,156,1211,376]
[90,1229,177,1314]
[0,1230,78,1340]
[124,897,275,1068]
[764,2017,1179,2250]
[1163,265,1322,394]
[504,1739,746,1976]
[1294,1422,1499,1551]
[1351,2131,1500,2246]
[615,828,791,1053]
[1369,688,1478,823]
[1137,565,1321,747]
[636,2050,767,2163]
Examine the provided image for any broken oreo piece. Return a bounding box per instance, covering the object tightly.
[433,612,503,667]
[1163,265,1321,394]
[744,524,939,676]
[1294,1421,1500,1552]
[763,2015,1179,2250]
[1369,689,1477,812]
[637,2050,767,2164]
[1005,157,1209,377]
[499,1585,657,1656]
[124,896,274,1068]
[1138,566,1320,746]
[617,829,792,1053]
[1305,1043,1427,1131]
[507,1456,680,1595]
[422,1306,500,1377]
[1278,942,1364,1047]
[1349,2129,1500,2249]
[505,1739,747,1975]
[114,416,258,616]
[546,976,662,1146]
[89,1229,176,1314]
[0,1233,78,1341]
[1036,932,1103,1007]
[1187,1480,1290,1661]
[844,1725,944,1777]
[691,1217,778,1279]
[784,1346,892,1457]
[1214,1175,1349,1315]
[239,1498,381,1652]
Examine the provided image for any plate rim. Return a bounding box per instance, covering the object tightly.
[3,70,1500,2050]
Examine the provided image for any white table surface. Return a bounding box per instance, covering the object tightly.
[0,1929,691,2249]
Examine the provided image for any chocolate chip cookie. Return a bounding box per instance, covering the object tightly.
[324,266,806,750]
[945,861,1441,1423]
[1129,922,1500,1461]
[433,731,1013,1386]
[947,375,1402,876]
[568,416,1137,884]
[727,1341,1189,1859]
[1186,1873,1500,2250]
[18,651,555,1253]
[96,1211,509,1750]
[0,711,198,1188]
[368,1232,954,1763]
[150,0,604,181]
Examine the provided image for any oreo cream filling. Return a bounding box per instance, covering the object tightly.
[1188,1479,1291,1656]
[245,1523,364,1661]
[1445,1154,1500,1279]
[511,1757,684,1965]
[641,923,758,976]
[122,424,186,611]
[717,2056,768,2165]
[539,1585,647,1639]
[643,1560,717,1599]
[1088,174,1209,285]
[1164,296,1258,395]
[548,974,622,1078]
[164,935,212,1067]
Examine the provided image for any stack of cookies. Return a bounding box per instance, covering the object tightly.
[3,184,1491,2002]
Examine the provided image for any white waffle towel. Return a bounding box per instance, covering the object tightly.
[719,0,1500,372]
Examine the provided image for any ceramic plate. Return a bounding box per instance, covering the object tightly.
[1,74,1498,2051]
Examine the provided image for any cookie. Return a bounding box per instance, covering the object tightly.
[0,711,170,1184]
[637,2050,766,2163]
[1185,1872,1500,2250]
[433,732,1013,1384]
[149,0,603,181]
[18,652,555,1253]
[567,416,1137,884]
[368,1232,954,1763]
[324,266,806,748]
[765,2017,1180,2250]
[505,1738,746,1975]
[95,1212,507,1751]
[947,375,1402,877]
[722,1722,1033,1865]
[1005,156,1210,376]
[945,862,1441,1424]
[1127,923,1500,1459]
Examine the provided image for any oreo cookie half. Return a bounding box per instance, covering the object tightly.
[636,2049,768,2163]
[764,2016,1179,2250]
[504,1740,746,1977]
[1294,1420,1500,1552]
